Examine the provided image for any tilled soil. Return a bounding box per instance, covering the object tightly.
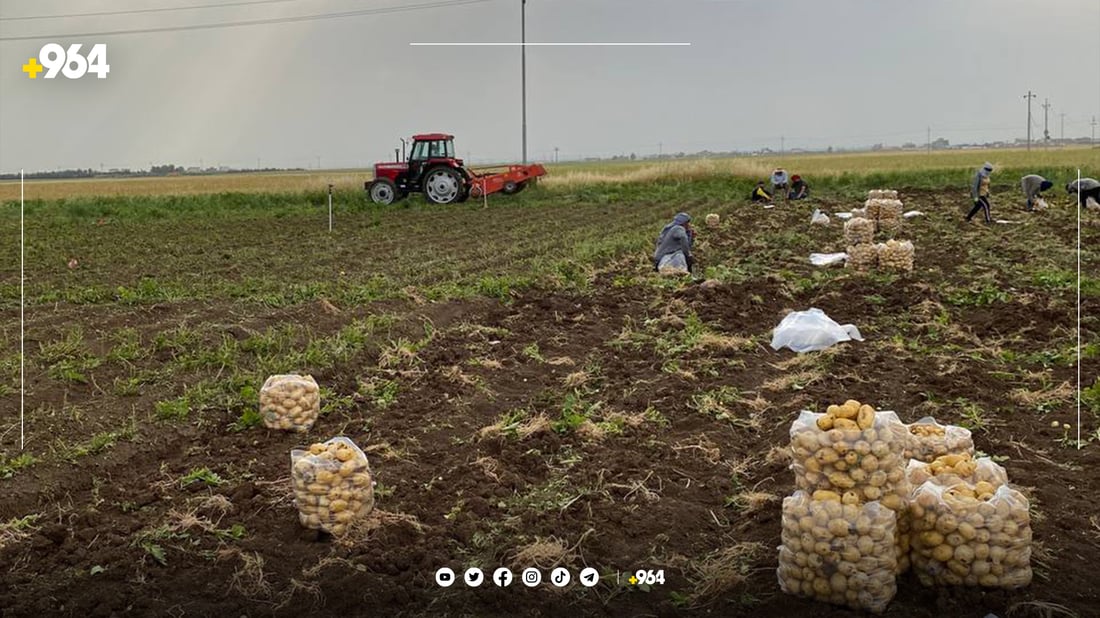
[1,187,1098,617]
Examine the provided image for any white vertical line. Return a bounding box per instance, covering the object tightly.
[20,169,25,451]
[1077,168,1082,449]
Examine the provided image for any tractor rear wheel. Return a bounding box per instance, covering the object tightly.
[369,179,401,205]
[423,167,463,204]
[502,180,526,195]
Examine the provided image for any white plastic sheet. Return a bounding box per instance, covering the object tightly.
[902,210,924,219]
[809,252,848,267]
[770,308,863,353]
[810,209,830,226]
[835,212,853,220]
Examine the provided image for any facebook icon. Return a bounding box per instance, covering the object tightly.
[493,567,513,587]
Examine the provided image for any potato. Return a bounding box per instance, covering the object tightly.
[705,213,720,227]
[290,437,375,535]
[261,374,321,432]
[909,482,1031,589]
[778,491,897,614]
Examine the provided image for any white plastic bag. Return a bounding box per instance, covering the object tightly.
[903,210,924,219]
[809,252,848,267]
[811,209,830,226]
[657,251,689,275]
[1033,198,1048,210]
[835,212,853,220]
[1086,196,1100,210]
[770,308,863,353]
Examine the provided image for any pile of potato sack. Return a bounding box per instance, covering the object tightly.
[845,189,914,272]
[259,374,376,536]
[778,400,1032,614]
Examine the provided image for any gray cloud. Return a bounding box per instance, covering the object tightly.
[1,0,1097,172]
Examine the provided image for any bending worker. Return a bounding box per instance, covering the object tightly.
[789,175,810,200]
[770,168,790,195]
[1021,174,1053,211]
[1067,178,1100,207]
[653,212,695,274]
[965,162,994,224]
[751,181,774,203]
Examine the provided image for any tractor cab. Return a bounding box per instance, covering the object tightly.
[406,133,461,182]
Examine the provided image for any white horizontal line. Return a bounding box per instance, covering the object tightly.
[409,42,691,46]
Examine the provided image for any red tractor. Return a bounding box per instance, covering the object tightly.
[366,133,546,205]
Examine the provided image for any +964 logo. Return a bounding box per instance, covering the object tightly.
[23,43,110,79]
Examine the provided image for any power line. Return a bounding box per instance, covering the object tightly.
[0,0,307,22]
[0,0,493,41]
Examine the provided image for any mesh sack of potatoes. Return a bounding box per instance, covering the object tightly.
[910,482,1032,588]
[906,454,1007,491]
[705,213,720,227]
[844,217,875,245]
[877,240,914,272]
[777,490,898,614]
[904,416,974,462]
[876,217,903,236]
[260,374,321,432]
[876,199,904,220]
[789,403,913,572]
[846,244,878,271]
[867,189,898,200]
[291,436,375,536]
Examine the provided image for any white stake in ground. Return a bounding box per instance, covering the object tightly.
[1077,168,1082,449]
[328,184,334,232]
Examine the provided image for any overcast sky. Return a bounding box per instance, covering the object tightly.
[1,0,1098,172]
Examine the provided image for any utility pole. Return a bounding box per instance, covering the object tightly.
[521,0,527,164]
[1042,98,1051,143]
[553,146,559,163]
[1023,91,1036,151]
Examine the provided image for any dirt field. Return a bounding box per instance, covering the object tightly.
[1,181,1098,617]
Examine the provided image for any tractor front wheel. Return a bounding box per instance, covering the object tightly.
[369,179,402,205]
[501,180,526,195]
[423,167,464,204]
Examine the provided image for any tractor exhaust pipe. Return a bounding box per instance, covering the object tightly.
[400,138,407,162]
[394,148,400,163]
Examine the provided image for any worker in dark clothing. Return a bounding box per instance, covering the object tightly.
[751,181,773,203]
[1021,174,1054,211]
[788,175,810,200]
[1067,178,1100,207]
[965,162,994,224]
[653,212,695,273]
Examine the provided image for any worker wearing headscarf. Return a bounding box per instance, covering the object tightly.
[965,162,994,224]
[788,175,810,200]
[653,212,695,273]
[1020,175,1054,211]
[1067,178,1100,209]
